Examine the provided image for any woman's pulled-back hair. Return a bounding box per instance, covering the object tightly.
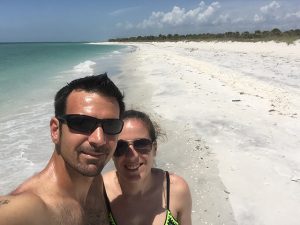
[121,110,163,142]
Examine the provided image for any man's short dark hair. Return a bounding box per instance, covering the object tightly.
[54,73,125,117]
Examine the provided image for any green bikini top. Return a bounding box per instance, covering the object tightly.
[104,171,179,225]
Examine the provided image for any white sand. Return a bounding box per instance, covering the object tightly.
[113,41,300,225]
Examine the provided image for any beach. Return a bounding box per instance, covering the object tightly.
[111,41,300,225]
[1,40,299,225]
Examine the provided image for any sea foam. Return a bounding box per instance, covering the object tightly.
[73,60,96,75]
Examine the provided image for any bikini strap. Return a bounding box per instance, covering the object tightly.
[166,171,170,210]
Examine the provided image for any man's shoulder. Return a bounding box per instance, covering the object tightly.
[0,191,48,208]
[0,192,51,225]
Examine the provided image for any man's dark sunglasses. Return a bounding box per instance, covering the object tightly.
[114,138,153,157]
[57,114,123,135]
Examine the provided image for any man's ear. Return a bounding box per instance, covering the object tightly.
[50,117,60,144]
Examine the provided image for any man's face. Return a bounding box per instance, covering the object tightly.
[55,90,120,177]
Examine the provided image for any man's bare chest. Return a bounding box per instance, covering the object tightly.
[50,199,109,225]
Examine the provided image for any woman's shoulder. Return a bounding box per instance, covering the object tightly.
[168,172,190,195]
[168,172,192,224]
[151,169,190,193]
[167,172,192,212]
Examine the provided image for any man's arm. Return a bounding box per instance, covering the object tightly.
[0,193,50,225]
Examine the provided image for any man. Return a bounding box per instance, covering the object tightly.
[0,73,125,225]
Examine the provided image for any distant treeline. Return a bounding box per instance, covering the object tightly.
[108,28,300,44]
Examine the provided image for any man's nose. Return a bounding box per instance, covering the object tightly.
[88,126,106,147]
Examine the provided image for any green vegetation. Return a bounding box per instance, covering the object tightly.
[108,28,300,44]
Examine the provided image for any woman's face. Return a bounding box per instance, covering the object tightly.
[113,118,156,183]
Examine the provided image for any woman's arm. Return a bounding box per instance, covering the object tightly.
[170,173,192,225]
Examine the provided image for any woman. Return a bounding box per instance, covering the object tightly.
[103,110,192,225]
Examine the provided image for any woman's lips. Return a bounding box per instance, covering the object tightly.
[125,163,142,170]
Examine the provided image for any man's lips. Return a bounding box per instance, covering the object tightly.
[78,146,110,157]
[81,150,107,158]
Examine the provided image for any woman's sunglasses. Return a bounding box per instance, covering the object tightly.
[114,138,153,157]
[57,114,124,135]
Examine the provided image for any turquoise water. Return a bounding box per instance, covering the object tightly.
[0,42,130,194]
[0,42,125,113]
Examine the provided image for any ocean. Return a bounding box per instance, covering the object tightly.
[0,42,131,194]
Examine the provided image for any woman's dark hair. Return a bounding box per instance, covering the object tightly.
[54,73,125,117]
[121,110,163,142]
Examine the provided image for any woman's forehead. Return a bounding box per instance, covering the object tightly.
[120,119,150,138]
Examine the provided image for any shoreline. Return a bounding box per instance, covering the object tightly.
[0,43,127,195]
[114,41,300,224]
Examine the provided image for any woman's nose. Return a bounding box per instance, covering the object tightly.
[125,144,139,157]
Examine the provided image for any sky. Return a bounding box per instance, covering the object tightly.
[0,0,299,42]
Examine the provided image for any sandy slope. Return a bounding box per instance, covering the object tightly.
[113,41,300,225]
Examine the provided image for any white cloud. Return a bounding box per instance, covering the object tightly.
[161,6,186,26]
[136,1,221,29]
[285,11,300,19]
[199,2,220,22]
[213,14,230,25]
[260,1,280,14]
[116,1,300,35]
[232,17,245,24]
[254,14,265,22]
[253,1,283,23]
[109,7,139,16]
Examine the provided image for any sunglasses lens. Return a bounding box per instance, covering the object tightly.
[114,139,153,157]
[67,115,96,133]
[114,140,129,157]
[61,115,123,135]
[102,119,124,135]
[133,139,152,153]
